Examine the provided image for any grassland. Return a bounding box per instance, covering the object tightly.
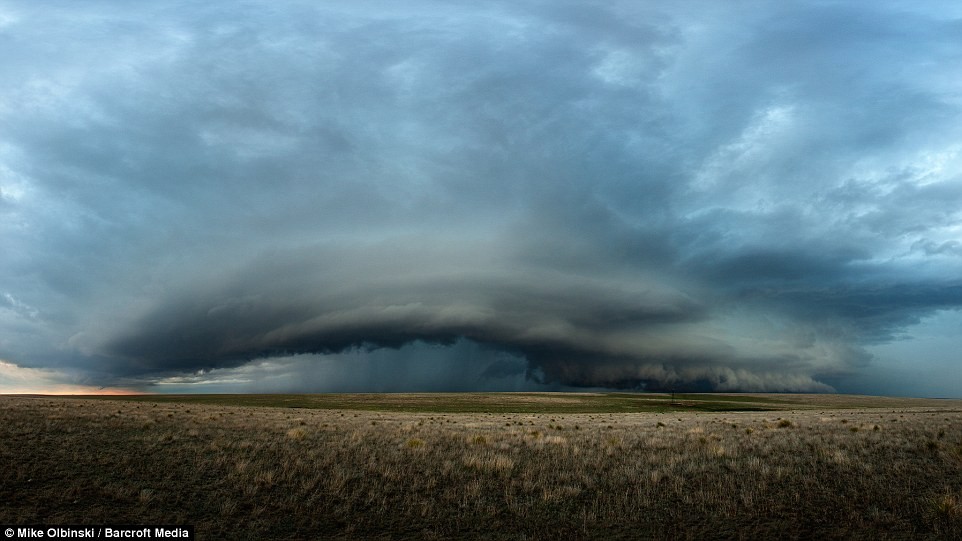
[2,393,962,539]
[76,391,959,413]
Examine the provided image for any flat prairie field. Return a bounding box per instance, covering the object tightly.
[2,394,962,540]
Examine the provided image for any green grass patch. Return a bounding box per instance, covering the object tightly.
[71,392,801,413]
[67,391,962,414]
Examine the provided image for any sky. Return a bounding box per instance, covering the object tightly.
[1,1,961,397]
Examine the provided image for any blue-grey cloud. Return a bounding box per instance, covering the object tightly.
[1,1,961,394]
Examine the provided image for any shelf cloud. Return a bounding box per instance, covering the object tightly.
[1,1,961,394]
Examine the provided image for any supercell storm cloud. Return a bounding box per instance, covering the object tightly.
[1,1,961,394]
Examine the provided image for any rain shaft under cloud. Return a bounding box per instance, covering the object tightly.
[1,1,962,395]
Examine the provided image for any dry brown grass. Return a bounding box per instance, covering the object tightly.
[2,396,961,540]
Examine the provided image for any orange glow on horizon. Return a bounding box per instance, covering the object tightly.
[0,359,150,395]
[0,385,150,396]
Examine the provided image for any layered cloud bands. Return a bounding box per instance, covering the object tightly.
[1,1,962,393]
[101,241,891,392]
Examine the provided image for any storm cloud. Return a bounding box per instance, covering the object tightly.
[1,1,961,394]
